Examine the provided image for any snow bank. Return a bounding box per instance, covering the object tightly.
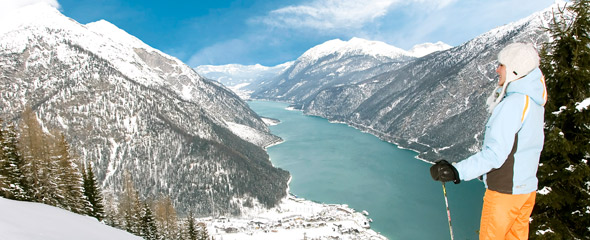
[0,197,142,240]
[261,117,280,126]
[226,121,272,147]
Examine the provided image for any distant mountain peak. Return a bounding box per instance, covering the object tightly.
[0,2,70,35]
[408,41,452,58]
[299,37,410,62]
[85,20,149,50]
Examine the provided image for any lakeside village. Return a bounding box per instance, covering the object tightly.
[197,194,387,240]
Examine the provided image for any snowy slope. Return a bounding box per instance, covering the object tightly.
[197,38,450,100]
[251,37,453,104]
[0,196,386,240]
[0,197,142,240]
[299,37,410,63]
[295,37,451,71]
[408,41,453,57]
[1,4,170,89]
[201,37,450,103]
[1,3,263,127]
[252,38,411,103]
[288,37,414,79]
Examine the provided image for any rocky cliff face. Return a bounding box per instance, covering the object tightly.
[0,3,289,216]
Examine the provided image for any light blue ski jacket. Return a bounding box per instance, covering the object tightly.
[455,67,547,195]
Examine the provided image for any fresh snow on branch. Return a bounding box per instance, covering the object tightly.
[576,98,590,111]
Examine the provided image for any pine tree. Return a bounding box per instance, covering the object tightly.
[18,106,60,206]
[82,163,105,221]
[196,222,209,240]
[0,121,30,200]
[140,202,159,240]
[531,0,590,239]
[52,131,87,214]
[185,210,198,240]
[0,118,9,197]
[119,171,143,235]
[155,195,179,240]
[103,190,121,228]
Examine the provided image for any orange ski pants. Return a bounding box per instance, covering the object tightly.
[479,189,536,240]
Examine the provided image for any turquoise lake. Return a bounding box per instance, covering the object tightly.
[248,100,486,240]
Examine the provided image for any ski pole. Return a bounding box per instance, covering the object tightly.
[442,182,455,240]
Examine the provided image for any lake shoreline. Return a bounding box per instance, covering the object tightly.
[248,100,483,240]
[249,98,436,165]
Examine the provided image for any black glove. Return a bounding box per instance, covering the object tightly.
[430,160,460,184]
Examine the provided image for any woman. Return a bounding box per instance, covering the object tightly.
[430,42,547,240]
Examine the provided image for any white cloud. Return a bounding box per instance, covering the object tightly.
[255,0,457,31]
[412,0,457,9]
[266,0,394,29]
[0,0,60,16]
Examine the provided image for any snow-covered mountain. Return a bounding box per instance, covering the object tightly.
[408,41,452,58]
[293,37,451,60]
[251,37,443,104]
[0,3,289,215]
[297,37,410,64]
[301,4,556,162]
[197,38,450,102]
[195,62,292,99]
[0,197,142,240]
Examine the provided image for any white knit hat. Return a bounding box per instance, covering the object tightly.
[486,43,540,112]
[497,42,540,83]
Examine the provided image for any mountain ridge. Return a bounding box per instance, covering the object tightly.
[196,38,451,101]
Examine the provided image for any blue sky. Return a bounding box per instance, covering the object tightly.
[9,0,556,67]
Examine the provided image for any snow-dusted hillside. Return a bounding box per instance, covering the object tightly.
[251,37,445,104]
[297,37,410,64]
[200,37,450,104]
[0,3,288,215]
[408,41,452,58]
[0,197,142,240]
[297,37,451,61]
